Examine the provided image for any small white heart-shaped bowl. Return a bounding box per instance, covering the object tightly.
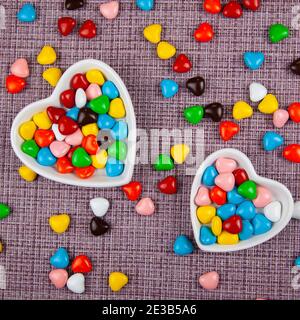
[11,59,136,188]
[190,148,297,252]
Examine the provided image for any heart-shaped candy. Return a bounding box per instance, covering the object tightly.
[10,58,29,78]
[64,128,83,146]
[200,226,216,245]
[65,0,84,10]
[197,206,216,224]
[223,1,243,18]
[157,176,177,194]
[262,131,284,151]
[210,186,227,205]
[249,82,267,102]
[143,24,162,44]
[288,102,300,123]
[67,273,85,294]
[72,147,92,167]
[215,173,235,192]
[49,214,70,234]
[156,41,176,60]
[37,46,57,65]
[264,201,281,222]
[160,79,179,98]
[202,165,218,187]
[121,181,142,201]
[90,197,109,217]
[252,214,272,235]
[135,197,155,216]
[47,107,66,124]
[269,24,289,43]
[173,235,194,256]
[238,180,257,199]
[60,89,76,108]
[232,101,253,120]
[34,129,55,147]
[236,200,256,219]
[258,94,278,114]
[273,109,289,128]
[100,1,119,20]
[72,255,92,273]
[290,58,300,75]
[283,144,300,163]
[56,157,74,173]
[79,20,97,39]
[49,269,68,289]
[203,0,221,14]
[109,272,128,292]
[86,84,102,101]
[199,271,219,290]
[90,217,110,236]
[17,3,36,22]
[215,158,237,173]
[242,0,260,11]
[219,121,239,141]
[183,106,205,125]
[6,75,26,94]
[77,107,98,126]
[50,247,69,268]
[244,52,265,70]
[194,186,211,206]
[253,186,272,208]
[239,220,254,240]
[227,188,245,205]
[223,215,242,234]
[50,141,70,158]
[205,103,224,122]
[58,17,76,36]
[186,76,205,96]
[136,0,154,11]
[194,23,214,42]
[217,204,236,220]
[233,168,249,186]
[173,54,192,73]
[58,116,78,135]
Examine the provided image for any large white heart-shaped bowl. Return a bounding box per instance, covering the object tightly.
[190,148,295,252]
[11,59,136,188]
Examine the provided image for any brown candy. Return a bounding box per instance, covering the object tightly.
[290,58,300,75]
[90,217,110,236]
[205,103,224,122]
[77,107,98,126]
[65,0,84,10]
[186,76,205,96]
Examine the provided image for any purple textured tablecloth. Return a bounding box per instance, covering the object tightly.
[0,0,300,300]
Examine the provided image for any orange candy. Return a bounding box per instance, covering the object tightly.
[288,102,300,123]
[75,166,95,179]
[6,75,26,94]
[34,129,55,147]
[81,134,98,155]
[56,156,74,174]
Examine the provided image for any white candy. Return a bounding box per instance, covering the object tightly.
[52,124,66,141]
[293,201,300,220]
[249,82,267,102]
[264,201,281,222]
[90,197,110,217]
[75,88,87,109]
[67,273,85,294]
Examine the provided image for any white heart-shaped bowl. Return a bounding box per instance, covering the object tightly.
[190,148,294,252]
[11,59,136,188]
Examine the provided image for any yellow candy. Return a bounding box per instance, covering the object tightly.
[211,216,222,236]
[33,111,52,129]
[108,98,126,118]
[37,45,57,65]
[82,123,99,136]
[91,150,108,169]
[156,41,176,60]
[258,94,279,114]
[49,214,70,234]
[18,166,37,182]
[109,272,128,292]
[42,67,62,87]
[170,144,190,164]
[0,241,3,253]
[143,24,162,44]
[86,69,105,85]
[232,101,253,120]
[19,121,37,140]
[217,231,239,245]
[196,206,216,224]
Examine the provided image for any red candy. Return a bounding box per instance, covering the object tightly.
[223,1,243,18]
[71,255,92,273]
[233,168,249,186]
[70,73,89,90]
[56,156,74,174]
[58,115,78,135]
[34,129,55,148]
[219,121,239,141]
[203,0,221,14]
[210,186,227,205]
[82,135,98,155]
[60,89,75,108]
[223,215,242,234]
[6,75,26,94]
[194,22,214,43]
[58,17,76,36]
[157,176,177,194]
[283,144,300,163]
[79,20,97,39]
[242,0,260,11]
[75,166,95,179]
[288,102,300,123]
[173,54,192,73]
[121,181,142,201]
[47,106,66,124]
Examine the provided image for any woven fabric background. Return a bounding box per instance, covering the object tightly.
[0,0,300,300]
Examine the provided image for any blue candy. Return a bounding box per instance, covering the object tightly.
[50,247,70,269]
[17,3,36,22]
[243,51,265,70]
[160,79,179,98]
[217,204,236,220]
[295,256,300,267]
[111,121,128,140]
[239,220,254,240]
[252,214,272,235]
[66,107,80,121]
[200,226,216,245]
[262,131,284,151]
[236,200,256,220]
[227,188,245,205]
[97,114,116,129]
[173,235,194,256]
[136,0,154,11]
[37,147,57,166]
[201,165,218,187]
[106,158,124,177]
[102,81,119,99]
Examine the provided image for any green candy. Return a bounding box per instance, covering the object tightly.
[154,154,174,171]
[72,147,92,168]
[89,95,110,114]
[238,180,257,200]
[21,140,39,158]
[183,105,204,125]
[269,24,289,43]
[0,203,11,220]
[108,141,127,161]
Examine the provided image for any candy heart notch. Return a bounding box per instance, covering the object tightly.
[190,148,299,253]
[11,59,136,188]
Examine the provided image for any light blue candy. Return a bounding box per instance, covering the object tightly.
[217,204,236,220]
[111,121,128,140]
[17,3,36,22]
[160,79,179,99]
[37,147,56,166]
[66,107,80,121]
[252,214,272,235]
[173,235,194,256]
[97,114,116,129]
[50,248,70,269]
[136,0,154,11]
[106,158,124,177]
[227,188,245,205]
[201,165,218,187]
[239,220,254,240]
[295,256,300,267]
[262,131,284,151]
[236,200,256,220]
[244,51,265,70]
[200,226,216,245]
[102,81,119,99]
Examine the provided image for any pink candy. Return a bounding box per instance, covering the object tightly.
[273,109,289,128]
[10,58,29,78]
[49,269,68,289]
[100,1,119,20]
[194,186,211,206]
[215,173,235,192]
[252,186,272,208]
[86,83,102,101]
[199,271,219,290]
[215,157,237,173]
[65,129,83,146]
[135,197,155,216]
[50,141,70,158]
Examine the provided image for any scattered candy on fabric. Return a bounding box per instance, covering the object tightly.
[283,144,300,163]
[10,58,29,78]
[0,203,11,220]
[199,271,219,290]
[135,197,155,216]
[67,273,85,294]
[49,269,68,289]
[156,41,176,60]
[232,101,253,120]
[258,94,278,114]
[136,0,154,11]
[109,272,128,292]
[157,176,177,194]
[186,76,205,96]
[143,24,162,44]
[262,131,284,151]
[173,235,194,256]
[90,217,110,236]
[173,54,192,73]
[223,1,243,18]
[17,3,36,22]
[79,20,97,39]
[269,23,289,43]
[49,214,70,234]
[121,181,142,201]
[243,51,265,70]
[50,247,69,269]
[288,102,300,123]
[43,68,62,87]
[194,23,214,42]
[37,45,57,65]
[18,166,37,182]
[219,121,240,141]
[100,1,119,20]
[203,0,221,14]
[273,109,289,128]
[183,105,204,125]
[90,197,109,217]
[72,255,92,273]
[58,17,76,36]
[249,82,267,102]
